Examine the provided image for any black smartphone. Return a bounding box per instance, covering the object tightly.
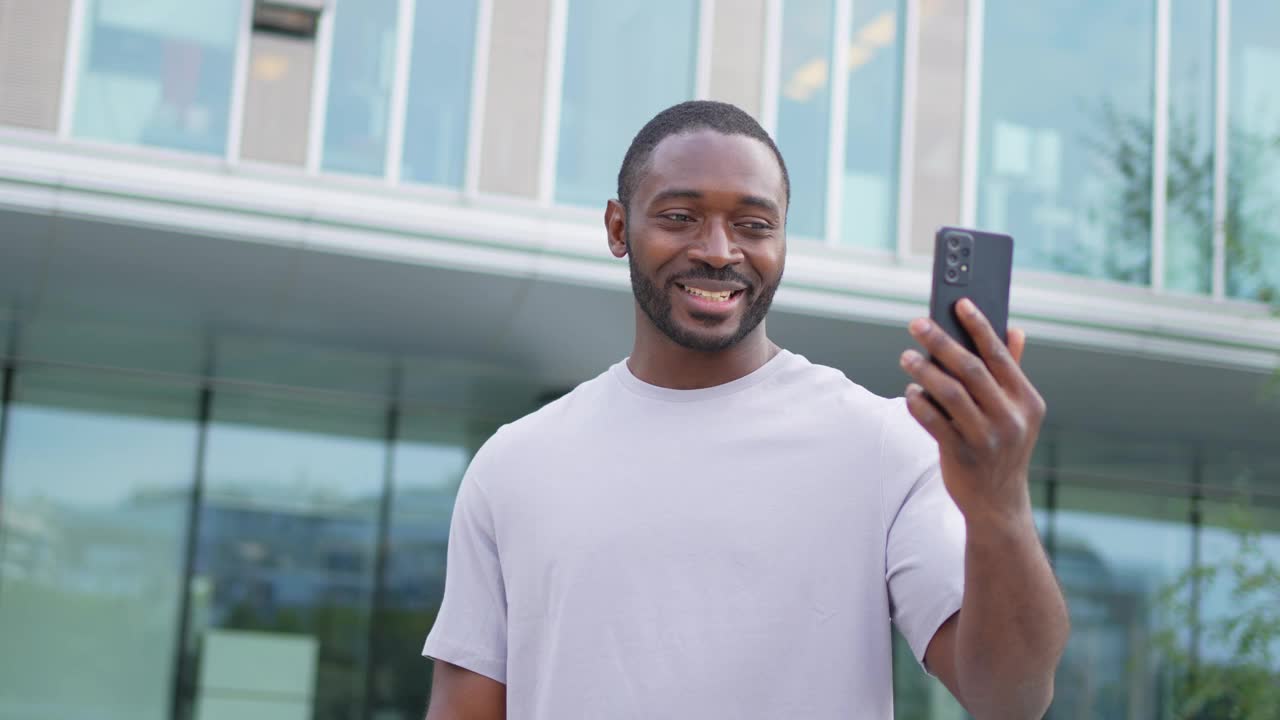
[928,226,1013,360]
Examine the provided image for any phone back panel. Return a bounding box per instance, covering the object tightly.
[928,226,1013,357]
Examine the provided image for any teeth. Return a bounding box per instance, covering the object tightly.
[683,286,733,301]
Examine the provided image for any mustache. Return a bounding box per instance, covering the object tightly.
[669,267,754,291]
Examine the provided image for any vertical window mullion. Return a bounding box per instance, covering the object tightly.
[1151,0,1171,291]
[1211,0,1230,299]
[825,0,853,246]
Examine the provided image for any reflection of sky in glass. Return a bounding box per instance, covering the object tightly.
[73,0,241,155]
[555,0,698,207]
[2,405,195,507]
[0,380,194,720]
[841,0,899,249]
[322,0,399,177]
[401,0,478,187]
[980,0,1154,283]
[776,0,835,239]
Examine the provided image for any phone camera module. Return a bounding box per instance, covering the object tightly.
[947,252,959,265]
[945,268,959,282]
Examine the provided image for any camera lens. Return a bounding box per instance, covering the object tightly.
[947,252,959,265]
[945,268,958,282]
[961,247,970,258]
[947,236,960,250]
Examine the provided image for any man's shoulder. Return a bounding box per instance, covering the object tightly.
[474,365,616,464]
[774,352,898,421]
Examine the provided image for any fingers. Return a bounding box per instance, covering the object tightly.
[904,383,964,448]
[954,299,1023,389]
[907,316,1006,415]
[900,348,991,447]
[1008,327,1026,366]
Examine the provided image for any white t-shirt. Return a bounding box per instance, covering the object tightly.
[423,350,966,719]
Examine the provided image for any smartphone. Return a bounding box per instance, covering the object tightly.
[928,226,1013,360]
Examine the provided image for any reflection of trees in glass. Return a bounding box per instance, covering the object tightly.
[1155,505,1280,719]
[1084,102,1280,306]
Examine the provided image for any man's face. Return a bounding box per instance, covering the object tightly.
[609,130,787,352]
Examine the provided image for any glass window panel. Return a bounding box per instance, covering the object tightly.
[368,413,497,718]
[1053,485,1190,718]
[73,0,242,155]
[322,0,399,177]
[1226,1,1280,302]
[1196,499,1280,712]
[1164,0,1216,294]
[0,367,199,720]
[840,0,901,250]
[400,0,478,187]
[979,1,1155,283]
[180,390,386,720]
[555,0,699,207]
[775,0,835,240]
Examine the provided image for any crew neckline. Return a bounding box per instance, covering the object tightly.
[610,349,796,402]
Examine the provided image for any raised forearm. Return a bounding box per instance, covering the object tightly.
[955,506,1068,719]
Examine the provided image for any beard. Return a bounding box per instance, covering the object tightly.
[628,244,781,353]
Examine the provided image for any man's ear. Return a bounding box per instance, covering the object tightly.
[605,199,628,259]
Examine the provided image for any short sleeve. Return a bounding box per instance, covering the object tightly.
[880,399,966,670]
[422,438,508,683]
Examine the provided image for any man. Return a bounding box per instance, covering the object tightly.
[423,101,1068,719]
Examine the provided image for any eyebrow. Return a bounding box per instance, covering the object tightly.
[649,189,781,217]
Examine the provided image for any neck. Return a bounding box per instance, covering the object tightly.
[626,308,781,390]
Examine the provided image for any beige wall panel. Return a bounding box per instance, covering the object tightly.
[0,0,71,131]
[908,0,968,254]
[478,0,552,198]
[241,34,316,167]
[707,0,768,120]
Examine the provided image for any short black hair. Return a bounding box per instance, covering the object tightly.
[616,100,791,212]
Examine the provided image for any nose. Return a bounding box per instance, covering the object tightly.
[687,218,741,269]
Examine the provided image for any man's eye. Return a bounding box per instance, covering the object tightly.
[663,213,695,223]
[740,222,773,231]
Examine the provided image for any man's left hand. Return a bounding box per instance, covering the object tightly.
[898,298,1046,523]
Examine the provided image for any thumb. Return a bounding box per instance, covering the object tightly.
[1008,327,1027,365]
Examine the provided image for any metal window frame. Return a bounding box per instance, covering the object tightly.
[305,3,336,174]
[760,0,783,137]
[57,0,88,140]
[463,0,494,198]
[895,0,921,258]
[824,0,853,246]
[226,0,255,164]
[695,0,716,100]
[536,0,569,206]
[1151,0,1171,292]
[1212,0,1230,300]
[959,0,984,228]
[384,0,416,184]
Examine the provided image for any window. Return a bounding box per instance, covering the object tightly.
[978,0,1155,283]
[1164,0,1216,294]
[73,0,243,155]
[555,0,700,207]
[774,0,835,240]
[0,367,199,720]
[840,0,901,249]
[400,0,479,187]
[321,0,399,176]
[1225,0,1280,302]
[240,2,323,166]
[179,390,385,719]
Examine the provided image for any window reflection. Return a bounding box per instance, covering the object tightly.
[1053,486,1189,718]
[840,0,900,250]
[181,391,385,720]
[73,0,243,154]
[401,0,478,187]
[1164,0,1216,294]
[979,0,1155,283]
[322,0,399,177]
[775,0,835,240]
[0,367,198,720]
[367,413,489,719]
[555,0,699,207]
[1226,0,1280,302]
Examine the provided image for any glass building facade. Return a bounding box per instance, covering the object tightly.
[0,0,1277,718]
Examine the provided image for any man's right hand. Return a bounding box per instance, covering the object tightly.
[424,660,506,720]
